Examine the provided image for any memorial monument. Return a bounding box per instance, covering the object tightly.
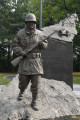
[41,13,79,89]
[0,13,79,120]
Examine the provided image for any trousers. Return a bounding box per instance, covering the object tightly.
[19,74,41,101]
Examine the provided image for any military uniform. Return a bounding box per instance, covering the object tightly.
[12,13,48,110]
[12,28,46,75]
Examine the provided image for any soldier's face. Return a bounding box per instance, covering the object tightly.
[25,21,36,29]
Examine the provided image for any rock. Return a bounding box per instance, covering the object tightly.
[42,13,79,42]
[0,75,80,120]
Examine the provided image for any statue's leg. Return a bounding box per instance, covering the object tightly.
[30,75,41,111]
[17,74,30,101]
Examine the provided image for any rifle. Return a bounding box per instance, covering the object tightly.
[11,30,56,67]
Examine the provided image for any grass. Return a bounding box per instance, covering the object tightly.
[73,72,80,84]
[0,73,16,85]
[0,72,80,85]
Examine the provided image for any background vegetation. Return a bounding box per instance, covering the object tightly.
[0,0,80,72]
[0,73,15,85]
[73,73,80,84]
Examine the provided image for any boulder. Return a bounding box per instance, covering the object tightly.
[0,75,80,120]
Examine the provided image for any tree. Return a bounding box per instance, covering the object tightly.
[0,0,80,72]
[42,0,80,71]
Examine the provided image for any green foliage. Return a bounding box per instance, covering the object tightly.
[0,0,80,72]
[42,0,80,26]
[0,73,15,85]
[73,73,80,84]
[0,78,11,85]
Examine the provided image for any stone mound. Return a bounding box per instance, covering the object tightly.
[0,75,80,120]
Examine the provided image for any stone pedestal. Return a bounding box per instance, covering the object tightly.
[0,75,80,120]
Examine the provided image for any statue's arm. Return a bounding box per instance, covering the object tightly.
[12,35,23,56]
[38,32,48,50]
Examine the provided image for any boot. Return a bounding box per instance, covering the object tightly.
[17,91,24,101]
[31,100,38,111]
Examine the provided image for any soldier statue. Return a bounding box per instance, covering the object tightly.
[12,13,48,111]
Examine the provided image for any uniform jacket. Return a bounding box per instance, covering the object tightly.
[12,28,48,75]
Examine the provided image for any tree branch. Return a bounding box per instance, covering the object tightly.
[63,0,68,10]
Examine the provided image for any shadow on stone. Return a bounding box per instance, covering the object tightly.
[40,115,80,120]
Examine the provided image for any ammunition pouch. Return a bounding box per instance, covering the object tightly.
[27,53,41,59]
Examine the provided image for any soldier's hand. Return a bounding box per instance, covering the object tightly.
[38,41,44,48]
[21,51,26,57]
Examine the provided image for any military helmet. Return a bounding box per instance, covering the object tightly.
[25,13,37,23]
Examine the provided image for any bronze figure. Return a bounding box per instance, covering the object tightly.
[12,13,48,111]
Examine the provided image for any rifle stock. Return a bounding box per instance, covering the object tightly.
[11,30,56,67]
[11,56,23,67]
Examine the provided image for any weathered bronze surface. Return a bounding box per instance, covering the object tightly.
[12,13,48,110]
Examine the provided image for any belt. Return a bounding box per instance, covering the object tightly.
[27,53,41,59]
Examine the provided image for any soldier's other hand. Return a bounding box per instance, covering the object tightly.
[21,51,26,57]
